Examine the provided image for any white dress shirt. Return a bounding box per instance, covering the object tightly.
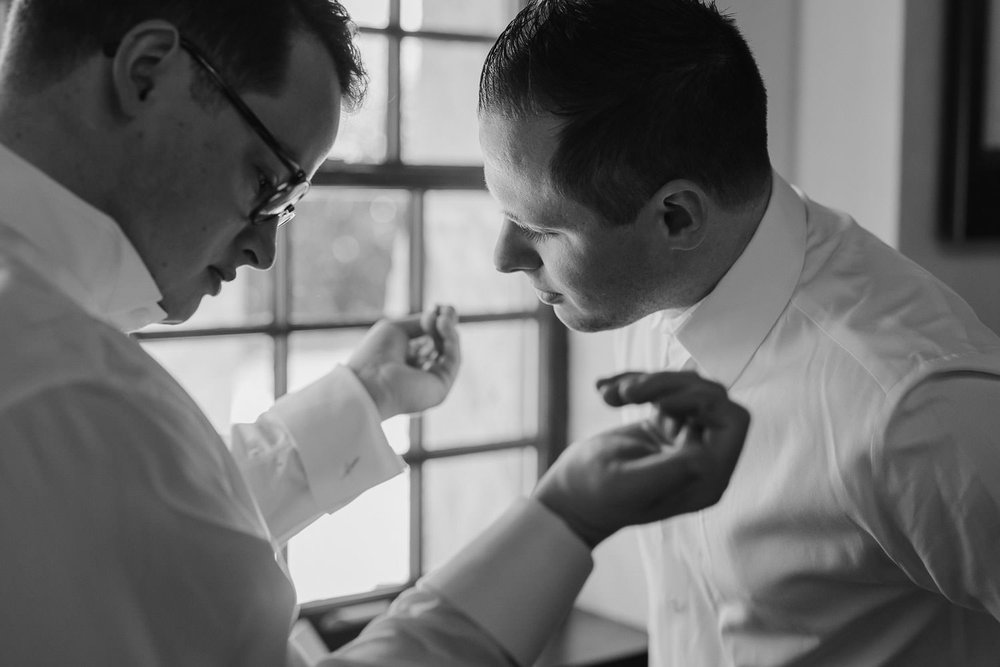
[0,142,592,666]
[616,174,1000,666]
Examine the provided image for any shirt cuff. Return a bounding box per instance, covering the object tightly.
[422,498,593,667]
[269,365,406,514]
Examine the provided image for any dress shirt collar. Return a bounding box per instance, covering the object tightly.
[0,142,166,331]
[673,172,807,387]
[649,303,699,335]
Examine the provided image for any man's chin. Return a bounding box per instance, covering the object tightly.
[552,301,653,333]
[157,294,205,325]
[551,304,618,333]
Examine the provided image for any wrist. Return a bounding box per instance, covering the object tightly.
[346,362,393,421]
[532,486,608,549]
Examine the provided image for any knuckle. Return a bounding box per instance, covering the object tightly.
[733,403,751,425]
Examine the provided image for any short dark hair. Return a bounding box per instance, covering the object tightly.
[479,0,771,224]
[6,0,366,108]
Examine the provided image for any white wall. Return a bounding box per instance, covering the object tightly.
[795,0,906,247]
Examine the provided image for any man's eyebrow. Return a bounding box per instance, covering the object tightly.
[503,210,522,222]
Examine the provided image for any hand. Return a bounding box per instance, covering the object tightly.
[347,305,461,420]
[533,371,750,548]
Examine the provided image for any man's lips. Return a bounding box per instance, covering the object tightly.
[209,266,237,282]
[534,288,563,305]
[207,267,235,296]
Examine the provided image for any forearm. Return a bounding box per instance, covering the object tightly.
[316,584,517,667]
[312,499,592,667]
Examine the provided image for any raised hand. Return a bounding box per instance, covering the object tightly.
[533,371,750,547]
[347,305,461,420]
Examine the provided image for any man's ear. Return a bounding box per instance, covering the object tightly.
[641,179,710,251]
[109,20,184,117]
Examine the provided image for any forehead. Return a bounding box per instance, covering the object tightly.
[480,112,569,219]
[242,31,343,176]
[480,112,561,179]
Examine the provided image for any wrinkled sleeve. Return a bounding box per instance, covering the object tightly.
[230,365,406,543]
[304,499,593,667]
[0,384,295,667]
[876,372,1000,619]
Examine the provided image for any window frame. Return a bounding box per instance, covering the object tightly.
[942,0,1000,240]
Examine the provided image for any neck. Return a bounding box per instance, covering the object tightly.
[0,72,117,215]
[683,174,774,306]
[730,174,774,262]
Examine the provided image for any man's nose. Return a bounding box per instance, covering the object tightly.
[493,219,542,274]
[239,220,278,270]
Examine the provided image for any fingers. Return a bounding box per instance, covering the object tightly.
[653,389,748,486]
[403,306,460,376]
[385,305,461,366]
[597,371,746,430]
[598,370,721,408]
[418,306,444,357]
[616,439,700,491]
[391,313,427,338]
[600,371,749,511]
[611,419,744,523]
[393,306,457,343]
[595,372,645,406]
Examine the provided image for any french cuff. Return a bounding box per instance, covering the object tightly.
[270,365,406,514]
[422,498,593,667]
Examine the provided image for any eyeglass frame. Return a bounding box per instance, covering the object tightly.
[178,38,310,226]
[104,36,311,226]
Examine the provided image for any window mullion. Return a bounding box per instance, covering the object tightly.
[273,226,291,398]
[387,0,402,163]
[537,306,568,473]
[408,189,426,580]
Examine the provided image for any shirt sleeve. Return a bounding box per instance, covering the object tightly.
[0,383,295,667]
[230,365,406,543]
[310,499,594,667]
[876,371,1000,619]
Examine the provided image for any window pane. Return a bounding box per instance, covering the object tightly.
[140,336,274,434]
[341,0,390,28]
[288,330,410,455]
[423,320,538,449]
[139,264,272,333]
[423,448,537,572]
[424,191,537,313]
[290,188,411,323]
[400,0,521,34]
[401,38,489,164]
[328,34,388,164]
[289,472,409,603]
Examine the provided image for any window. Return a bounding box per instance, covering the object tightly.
[942,0,1000,239]
[134,0,568,610]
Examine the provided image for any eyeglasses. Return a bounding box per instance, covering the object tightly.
[178,38,310,226]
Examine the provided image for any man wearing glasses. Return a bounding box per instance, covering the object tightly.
[0,1,750,666]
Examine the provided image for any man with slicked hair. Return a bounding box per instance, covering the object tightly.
[0,1,750,665]
[479,0,1000,664]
